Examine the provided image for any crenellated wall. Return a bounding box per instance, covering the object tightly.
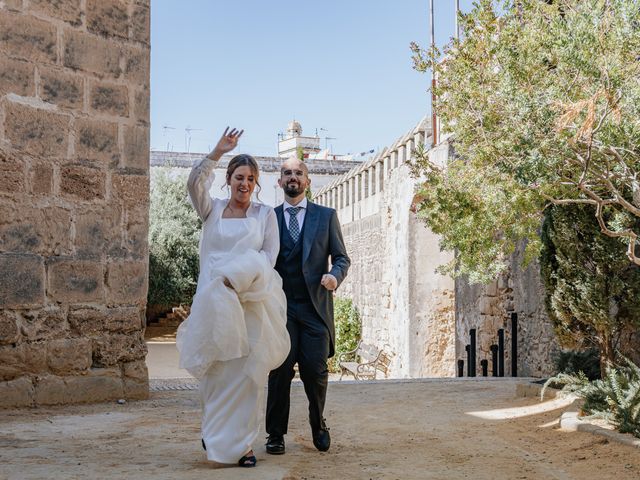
[315,123,559,379]
[0,0,150,407]
[315,120,457,378]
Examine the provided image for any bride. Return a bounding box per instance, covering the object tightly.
[177,127,290,468]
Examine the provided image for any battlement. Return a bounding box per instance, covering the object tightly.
[313,116,433,223]
[150,151,364,174]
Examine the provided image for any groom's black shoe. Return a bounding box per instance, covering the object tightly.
[312,421,331,452]
[265,434,285,455]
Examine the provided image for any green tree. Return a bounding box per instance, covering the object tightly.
[410,0,640,282]
[540,204,640,369]
[148,169,201,309]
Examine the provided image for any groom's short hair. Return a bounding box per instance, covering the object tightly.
[280,157,309,177]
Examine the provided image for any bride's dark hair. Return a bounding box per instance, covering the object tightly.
[225,154,262,199]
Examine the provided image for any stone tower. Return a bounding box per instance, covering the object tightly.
[0,0,151,407]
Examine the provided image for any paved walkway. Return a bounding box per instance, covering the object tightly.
[1,378,639,479]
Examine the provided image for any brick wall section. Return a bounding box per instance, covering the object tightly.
[0,0,150,407]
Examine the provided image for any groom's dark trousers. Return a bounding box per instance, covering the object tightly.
[266,201,350,436]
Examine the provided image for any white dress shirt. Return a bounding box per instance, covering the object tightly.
[283,197,308,231]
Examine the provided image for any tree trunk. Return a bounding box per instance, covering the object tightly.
[599,332,615,377]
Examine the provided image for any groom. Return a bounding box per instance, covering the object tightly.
[266,156,350,454]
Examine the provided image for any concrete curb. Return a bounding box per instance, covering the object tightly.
[560,411,640,449]
[516,381,640,449]
[515,381,559,400]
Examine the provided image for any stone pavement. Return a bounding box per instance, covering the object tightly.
[1,378,640,480]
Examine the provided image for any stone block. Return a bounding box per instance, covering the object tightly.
[46,338,92,374]
[124,208,148,259]
[0,376,34,408]
[68,305,103,335]
[28,0,82,26]
[111,173,148,208]
[0,253,45,308]
[20,306,68,341]
[75,118,119,165]
[30,162,53,195]
[105,306,144,333]
[0,0,23,11]
[75,205,122,258]
[4,102,70,157]
[34,374,67,404]
[0,310,20,345]
[0,147,25,194]
[0,205,72,255]
[133,88,149,125]
[0,343,47,380]
[63,28,121,78]
[123,360,148,399]
[122,125,149,171]
[38,66,84,109]
[123,376,149,399]
[69,305,143,335]
[123,45,149,85]
[86,0,129,39]
[60,164,106,201]
[0,11,57,63]
[131,4,150,44]
[0,56,34,96]
[106,260,147,305]
[485,280,498,297]
[65,368,124,403]
[479,297,493,316]
[89,81,128,117]
[92,332,146,367]
[47,258,104,303]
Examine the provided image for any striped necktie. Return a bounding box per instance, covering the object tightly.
[286,206,302,242]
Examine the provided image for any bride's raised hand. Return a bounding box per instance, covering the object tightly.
[213,127,244,155]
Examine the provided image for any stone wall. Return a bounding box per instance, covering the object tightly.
[455,245,560,378]
[0,0,150,407]
[316,128,559,379]
[316,121,456,378]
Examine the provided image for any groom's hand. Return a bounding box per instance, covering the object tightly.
[320,274,337,291]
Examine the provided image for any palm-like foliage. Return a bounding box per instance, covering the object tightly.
[544,356,640,437]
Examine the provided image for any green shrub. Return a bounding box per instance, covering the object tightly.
[148,169,201,311]
[544,357,640,438]
[553,349,601,382]
[329,297,361,372]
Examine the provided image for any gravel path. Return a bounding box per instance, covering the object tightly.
[1,378,639,480]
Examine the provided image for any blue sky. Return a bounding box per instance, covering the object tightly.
[151,0,476,156]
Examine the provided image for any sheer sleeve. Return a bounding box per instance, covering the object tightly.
[187,157,217,221]
[261,207,280,267]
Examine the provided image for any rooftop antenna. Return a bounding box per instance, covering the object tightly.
[162,125,175,151]
[185,126,203,153]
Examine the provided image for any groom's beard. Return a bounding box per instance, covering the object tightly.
[283,181,304,197]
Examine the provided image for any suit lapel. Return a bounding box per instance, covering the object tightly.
[302,201,319,265]
[275,204,284,232]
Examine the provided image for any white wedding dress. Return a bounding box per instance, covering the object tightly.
[176,157,290,463]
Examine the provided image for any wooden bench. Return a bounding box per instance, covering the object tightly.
[338,341,391,380]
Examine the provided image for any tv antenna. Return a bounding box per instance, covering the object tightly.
[162,125,175,151]
[185,126,203,153]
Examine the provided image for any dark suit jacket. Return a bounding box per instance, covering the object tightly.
[275,201,350,357]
